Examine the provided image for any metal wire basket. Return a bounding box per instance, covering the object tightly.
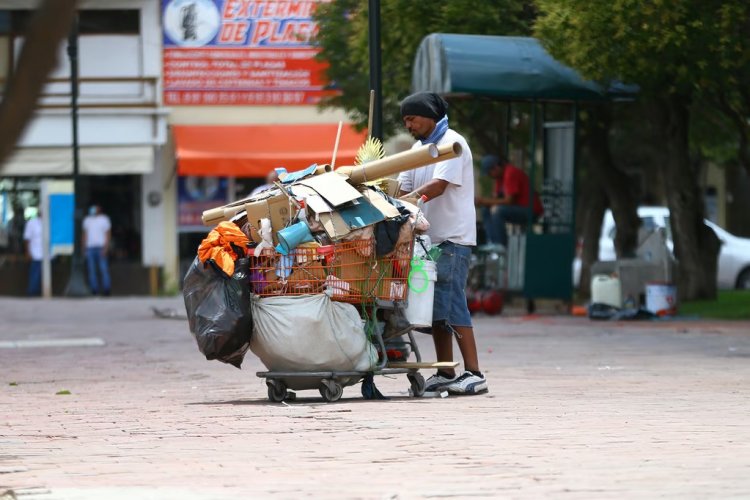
[249,238,413,304]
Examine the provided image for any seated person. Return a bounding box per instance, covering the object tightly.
[476,154,544,247]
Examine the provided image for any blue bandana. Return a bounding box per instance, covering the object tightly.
[420,115,449,145]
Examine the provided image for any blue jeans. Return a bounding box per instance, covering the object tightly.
[86,247,111,294]
[484,205,535,246]
[27,260,41,296]
[433,241,472,328]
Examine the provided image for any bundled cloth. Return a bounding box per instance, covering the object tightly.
[250,294,376,388]
[197,221,250,277]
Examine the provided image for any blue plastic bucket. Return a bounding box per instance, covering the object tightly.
[275,221,314,255]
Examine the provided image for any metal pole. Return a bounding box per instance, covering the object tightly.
[367,0,382,141]
[64,12,89,297]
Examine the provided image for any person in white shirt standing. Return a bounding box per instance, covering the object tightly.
[83,204,112,296]
[23,210,43,296]
[397,91,488,395]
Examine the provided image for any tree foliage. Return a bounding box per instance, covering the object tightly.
[535,0,741,300]
[536,0,750,174]
[313,0,535,140]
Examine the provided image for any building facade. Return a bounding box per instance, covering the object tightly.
[0,0,361,294]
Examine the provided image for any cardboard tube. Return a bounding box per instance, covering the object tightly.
[336,143,444,184]
[201,187,284,226]
[435,141,463,162]
[201,205,245,226]
[314,164,332,175]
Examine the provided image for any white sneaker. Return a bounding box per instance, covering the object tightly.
[445,371,488,395]
[424,372,457,392]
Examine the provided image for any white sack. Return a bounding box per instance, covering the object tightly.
[250,294,376,372]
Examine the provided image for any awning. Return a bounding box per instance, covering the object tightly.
[412,34,637,101]
[173,123,368,177]
[0,146,154,176]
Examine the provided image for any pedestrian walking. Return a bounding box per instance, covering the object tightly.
[83,204,112,296]
[397,91,488,395]
[23,209,42,296]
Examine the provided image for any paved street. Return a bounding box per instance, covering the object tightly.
[2,297,750,499]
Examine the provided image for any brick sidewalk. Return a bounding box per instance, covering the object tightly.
[2,297,750,499]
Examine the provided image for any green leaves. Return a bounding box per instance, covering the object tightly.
[535,0,750,98]
[313,0,536,140]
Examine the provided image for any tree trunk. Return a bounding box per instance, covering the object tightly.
[0,1,79,164]
[579,104,640,258]
[577,176,607,297]
[654,94,721,300]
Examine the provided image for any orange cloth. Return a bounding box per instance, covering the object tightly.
[197,221,250,277]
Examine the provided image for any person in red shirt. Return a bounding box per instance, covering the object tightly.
[476,154,544,247]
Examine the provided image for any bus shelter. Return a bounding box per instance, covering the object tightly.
[411,34,634,303]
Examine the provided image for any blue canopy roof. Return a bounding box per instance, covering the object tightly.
[412,34,635,101]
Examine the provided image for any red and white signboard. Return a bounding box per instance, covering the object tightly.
[162,0,338,105]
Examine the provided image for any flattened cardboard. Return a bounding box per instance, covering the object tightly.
[280,163,318,183]
[365,177,400,198]
[290,185,334,214]
[337,197,385,229]
[318,211,351,240]
[298,172,361,207]
[361,188,400,218]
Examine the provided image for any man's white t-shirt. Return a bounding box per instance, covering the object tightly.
[23,217,43,261]
[83,214,111,248]
[397,128,476,246]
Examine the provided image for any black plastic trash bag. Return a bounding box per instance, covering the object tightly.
[183,256,252,368]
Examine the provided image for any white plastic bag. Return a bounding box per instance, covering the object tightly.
[250,294,376,372]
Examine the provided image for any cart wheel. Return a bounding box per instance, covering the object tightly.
[319,381,343,402]
[266,379,287,402]
[408,372,425,397]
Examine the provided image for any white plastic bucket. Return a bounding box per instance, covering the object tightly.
[404,259,437,327]
[645,283,677,316]
[591,274,622,308]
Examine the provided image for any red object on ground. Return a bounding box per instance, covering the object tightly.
[480,289,504,315]
[466,288,482,314]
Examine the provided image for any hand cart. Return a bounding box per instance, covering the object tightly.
[249,238,434,403]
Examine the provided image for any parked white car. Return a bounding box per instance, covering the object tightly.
[574,206,750,289]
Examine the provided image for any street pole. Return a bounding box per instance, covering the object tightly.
[367,0,383,141]
[64,12,89,297]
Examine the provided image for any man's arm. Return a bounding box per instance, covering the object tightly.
[399,178,450,201]
[476,192,515,206]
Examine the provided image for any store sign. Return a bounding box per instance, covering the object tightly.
[162,0,337,106]
[178,176,228,229]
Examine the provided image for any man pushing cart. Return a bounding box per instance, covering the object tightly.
[184,130,466,402]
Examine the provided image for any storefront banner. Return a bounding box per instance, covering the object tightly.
[162,0,337,105]
[178,176,228,230]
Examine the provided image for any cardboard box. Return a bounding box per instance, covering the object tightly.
[244,192,295,245]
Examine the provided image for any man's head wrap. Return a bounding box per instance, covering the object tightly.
[400,92,448,121]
